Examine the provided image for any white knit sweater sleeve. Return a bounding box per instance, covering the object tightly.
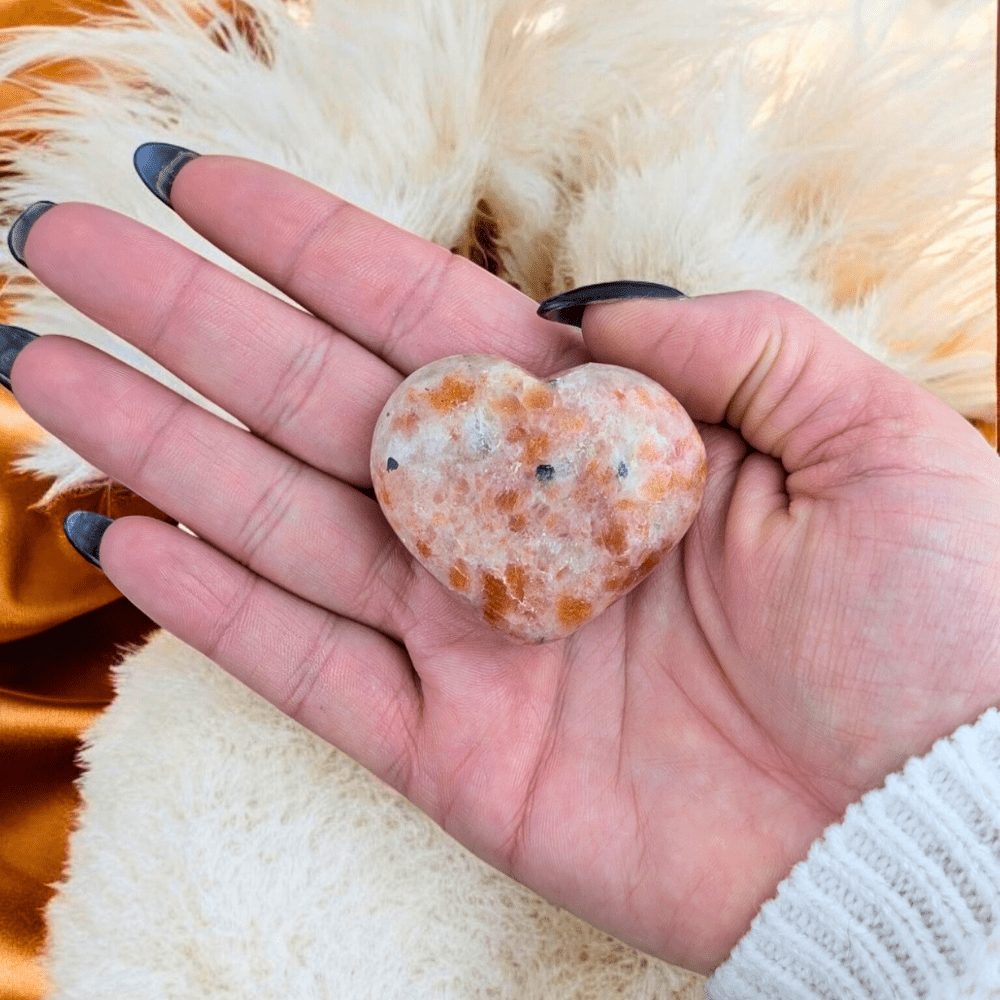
[706,707,1000,1000]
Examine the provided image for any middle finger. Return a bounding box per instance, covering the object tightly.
[15,201,400,488]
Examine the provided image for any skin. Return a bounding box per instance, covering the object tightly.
[9,155,1000,976]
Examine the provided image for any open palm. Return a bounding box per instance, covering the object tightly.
[10,154,1000,976]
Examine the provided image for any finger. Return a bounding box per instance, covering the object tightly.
[95,513,422,796]
[15,201,399,488]
[11,334,424,644]
[163,154,588,376]
[580,290,988,496]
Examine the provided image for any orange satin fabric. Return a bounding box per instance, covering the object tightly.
[0,390,171,1000]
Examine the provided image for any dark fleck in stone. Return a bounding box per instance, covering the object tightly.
[549,379,559,386]
[536,464,555,482]
[387,457,399,471]
[617,462,628,478]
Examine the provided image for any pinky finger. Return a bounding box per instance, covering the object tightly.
[92,513,422,795]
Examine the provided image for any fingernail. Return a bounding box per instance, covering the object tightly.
[133,142,201,207]
[537,280,688,326]
[63,511,113,569]
[0,324,39,393]
[7,201,57,267]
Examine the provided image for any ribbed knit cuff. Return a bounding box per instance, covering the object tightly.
[706,707,1000,1000]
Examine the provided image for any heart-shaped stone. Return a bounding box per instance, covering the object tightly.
[370,354,706,643]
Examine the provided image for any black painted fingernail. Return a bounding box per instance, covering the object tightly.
[537,280,688,326]
[7,201,57,267]
[133,142,201,207]
[0,324,39,393]
[63,511,113,569]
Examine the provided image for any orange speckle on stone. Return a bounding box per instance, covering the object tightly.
[416,540,432,559]
[390,410,419,436]
[495,489,522,512]
[495,394,526,417]
[635,386,655,408]
[695,459,708,489]
[557,596,592,629]
[664,467,704,494]
[599,518,628,554]
[507,425,527,443]
[558,412,587,433]
[572,461,614,505]
[432,511,447,526]
[482,573,512,626]
[523,385,553,410]
[638,440,659,463]
[508,513,527,532]
[638,552,662,576]
[524,433,550,465]
[449,561,470,592]
[640,470,673,502]
[604,551,662,593]
[456,477,470,494]
[504,563,526,601]
[584,460,614,486]
[427,375,476,412]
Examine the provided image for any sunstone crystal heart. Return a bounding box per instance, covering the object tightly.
[370,354,706,643]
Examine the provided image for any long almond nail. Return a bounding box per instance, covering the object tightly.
[133,142,201,207]
[7,201,57,267]
[538,280,687,326]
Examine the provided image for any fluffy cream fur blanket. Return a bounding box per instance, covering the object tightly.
[0,0,995,995]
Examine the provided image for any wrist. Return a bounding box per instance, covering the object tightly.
[706,707,1000,999]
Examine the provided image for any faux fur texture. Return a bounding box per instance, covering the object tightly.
[0,0,994,995]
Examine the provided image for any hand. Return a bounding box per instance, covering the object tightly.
[9,155,1000,975]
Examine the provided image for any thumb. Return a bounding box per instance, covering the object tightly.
[577,289,983,493]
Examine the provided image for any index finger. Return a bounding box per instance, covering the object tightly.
[165,152,588,377]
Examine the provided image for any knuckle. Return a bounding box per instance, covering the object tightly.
[279,614,341,722]
[130,392,191,485]
[376,249,455,360]
[278,199,352,290]
[353,534,419,634]
[255,325,332,440]
[185,552,261,667]
[232,459,304,564]
[375,689,419,796]
[155,255,214,353]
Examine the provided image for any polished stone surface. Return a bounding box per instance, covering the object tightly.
[371,355,706,642]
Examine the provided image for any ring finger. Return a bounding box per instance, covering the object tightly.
[10,332,429,644]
